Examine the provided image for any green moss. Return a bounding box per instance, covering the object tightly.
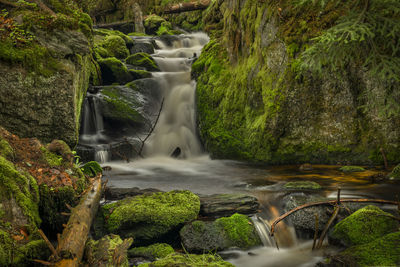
[0,156,41,228]
[128,243,174,260]
[102,190,200,241]
[339,166,366,173]
[338,232,400,267]
[138,253,234,267]
[102,35,129,59]
[0,229,13,266]
[98,57,132,84]
[144,15,168,35]
[331,205,399,247]
[40,147,63,167]
[125,53,160,71]
[215,213,261,249]
[0,137,13,160]
[129,69,152,80]
[12,239,51,265]
[156,21,173,36]
[389,164,400,180]
[81,161,102,177]
[283,181,322,190]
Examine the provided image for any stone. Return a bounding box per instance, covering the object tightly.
[81,161,102,177]
[329,205,399,247]
[388,164,400,180]
[339,166,366,173]
[104,187,162,201]
[144,15,167,35]
[98,57,133,85]
[299,163,313,171]
[130,41,155,55]
[137,253,234,267]
[125,53,160,72]
[102,190,200,243]
[199,193,260,218]
[283,181,322,190]
[101,35,130,59]
[128,243,174,261]
[180,213,262,253]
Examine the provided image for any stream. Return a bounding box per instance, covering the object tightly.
[79,32,400,267]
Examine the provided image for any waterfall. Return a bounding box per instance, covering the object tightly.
[251,215,277,247]
[143,33,209,158]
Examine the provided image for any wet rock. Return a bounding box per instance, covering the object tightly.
[101,190,200,244]
[101,35,130,59]
[329,205,399,247]
[98,57,133,85]
[299,163,313,171]
[128,69,152,80]
[339,166,366,173]
[82,161,102,177]
[180,213,262,253]
[126,53,160,72]
[283,181,322,190]
[388,164,400,180]
[104,187,162,201]
[110,139,142,161]
[139,253,234,267]
[200,193,260,218]
[128,243,174,261]
[130,41,155,55]
[170,147,181,158]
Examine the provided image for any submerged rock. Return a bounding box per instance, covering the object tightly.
[138,253,234,267]
[102,190,200,243]
[180,213,262,252]
[339,166,366,173]
[128,243,174,261]
[329,205,399,247]
[200,193,260,218]
[283,181,322,190]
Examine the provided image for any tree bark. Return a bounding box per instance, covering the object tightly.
[0,0,17,8]
[160,0,211,14]
[54,176,103,267]
[28,0,57,16]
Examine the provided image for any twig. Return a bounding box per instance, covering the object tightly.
[138,98,164,157]
[32,259,52,266]
[312,213,319,251]
[270,198,399,236]
[316,206,340,249]
[38,229,58,258]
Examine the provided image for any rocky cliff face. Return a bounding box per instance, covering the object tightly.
[194,0,400,164]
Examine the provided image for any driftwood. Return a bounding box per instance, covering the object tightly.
[53,175,103,266]
[315,205,340,249]
[160,0,211,14]
[95,20,135,29]
[270,198,399,236]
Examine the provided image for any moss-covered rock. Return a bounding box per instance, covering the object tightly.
[46,140,73,164]
[128,243,174,260]
[330,205,399,247]
[0,136,14,160]
[144,15,168,35]
[129,69,152,80]
[180,214,262,252]
[138,253,234,267]
[102,35,130,59]
[283,181,322,190]
[40,146,63,167]
[81,161,102,177]
[334,231,400,267]
[339,166,366,173]
[102,190,200,243]
[85,234,133,267]
[126,53,160,71]
[98,57,133,84]
[388,164,400,180]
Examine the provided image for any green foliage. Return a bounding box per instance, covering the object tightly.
[128,243,174,260]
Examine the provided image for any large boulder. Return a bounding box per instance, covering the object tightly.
[144,15,170,35]
[126,53,160,71]
[388,164,400,180]
[329,205,399,247]
[200,194,260,218]
[102,190,200,243]
[101,35,130,59]
[138,253,234,267]
[130,41,155,55]
[180,213,262,252]
[98,57,133,84]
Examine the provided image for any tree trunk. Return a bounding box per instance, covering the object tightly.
[54,176,103,267]
[160,0,211,14]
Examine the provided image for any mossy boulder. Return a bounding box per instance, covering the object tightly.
[283,181,322,190]
[85,234,133,267]
[330,205,399,247]
[98,57,133,85]
[129,69,152,80]
[46,139,73,164]
[102,190,200,243]
[128,243,174,261]
[138,253,234,267]
[144,15,168,35]
[333,231,400,267]
[180,213,262,252]
[130,41,155,55]
[81,161,102,177]
[0,136,14,160]
[388,164,400,180]
[102,35,130,59]
[339,166,366,173]
[126,53,160,71]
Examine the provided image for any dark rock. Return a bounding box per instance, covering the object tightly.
[299,163,313,171]
[200,194,260,218]
[130,41,155,55]
[98,57,133,85]
[170,147,181,158]
[104,187,162,201]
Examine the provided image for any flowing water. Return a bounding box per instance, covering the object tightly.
[80,33,400,266]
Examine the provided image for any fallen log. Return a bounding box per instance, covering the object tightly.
[270,198,399,236]
[94,20,135,29]
[0,0,17,7]
[53,176,103,266]
[160,0,211,14]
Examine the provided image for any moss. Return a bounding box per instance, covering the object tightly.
[101,35,129,60]
[339,166,366,173]
[125,53,160,72]
[389,164,400,180]
[46,140,73,165]
[0,229,13,266]
[102,190,200,242]
[128,243,174,260]
[0,137,14,160]
[0,156,41,228]
[215,213,261,249]
[98,57,132,84]
[94,29,133,48]
[331,205,399,247]
[81,161,102,177]
[138,253,234,267]
[338,232,400,267]
[283,181,322,190]
[129,69,152,80]
[13,239,51,265]
[156,21,174,36]
[144,15,168,35]
[40,146,63,167]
